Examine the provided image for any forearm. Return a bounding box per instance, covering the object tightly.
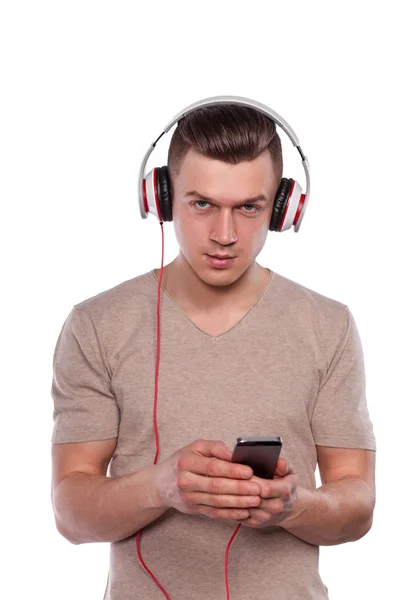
[53,465,168,545]
[280,476,375,546]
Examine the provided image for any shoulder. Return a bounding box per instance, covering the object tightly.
[270,271,353,342]
[272,271,348,313]
[72,270,155,325]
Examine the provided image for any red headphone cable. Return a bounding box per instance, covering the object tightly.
[135,221,241,599]
[135,222,170,597]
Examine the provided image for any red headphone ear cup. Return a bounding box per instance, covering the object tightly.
[270,178,293,231]
[155,166,173,222]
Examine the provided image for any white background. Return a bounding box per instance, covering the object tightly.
[1,1,399,599]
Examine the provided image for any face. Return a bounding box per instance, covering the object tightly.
[170,148,279,286]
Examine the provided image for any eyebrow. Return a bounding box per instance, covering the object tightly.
[184,190,269,205]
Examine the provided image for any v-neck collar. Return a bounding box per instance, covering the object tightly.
[149,268,275,341]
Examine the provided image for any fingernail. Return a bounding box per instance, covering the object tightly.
[249,483,260,493]
[241,468,252,477]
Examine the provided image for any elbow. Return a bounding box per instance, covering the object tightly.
[351,484,376,542]
[356,513,374,540]
[359,491,376,539]
[349,506,375,542]
[52,480,83,545]
[55,517,82,545]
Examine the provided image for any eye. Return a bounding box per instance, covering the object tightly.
[193,201,260,213]
[194,200,210,209]
[242,204,260,212]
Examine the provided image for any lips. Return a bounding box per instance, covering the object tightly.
[206,254,236,269]
[209,254,235,259]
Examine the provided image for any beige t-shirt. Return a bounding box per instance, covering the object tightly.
[51,269,376,600]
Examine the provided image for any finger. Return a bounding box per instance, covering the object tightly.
[178,471,261,496]
[239,517,261,528]
[246,507,273,524]
[190,439,233,461]
[275,457,292,476]
[185,491,261,510]
[257,498,286,515]
[197,505,251,521]
[250,474,296,498]
[178,453,253,480]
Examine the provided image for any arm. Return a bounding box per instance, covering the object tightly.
[275,307,376,545]
[52,438,266,545]
[279,446,376,545]
[51,439,168,545]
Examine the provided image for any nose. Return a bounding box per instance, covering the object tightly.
[209,208,238,245]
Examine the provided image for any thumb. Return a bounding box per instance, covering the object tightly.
[276,457,291,476]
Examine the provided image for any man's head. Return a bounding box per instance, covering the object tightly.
[167,104,283,286]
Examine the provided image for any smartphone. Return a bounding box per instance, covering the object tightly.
[231,437,283,479]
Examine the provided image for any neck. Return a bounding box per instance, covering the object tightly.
[154,253,269,313]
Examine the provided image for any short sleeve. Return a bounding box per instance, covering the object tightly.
[311,307,376,451]
[51,307,120,444]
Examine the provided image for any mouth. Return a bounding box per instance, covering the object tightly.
[208,254,235,259]
[206,254,236,269]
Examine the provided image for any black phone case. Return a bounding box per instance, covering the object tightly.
[231,438,282,479]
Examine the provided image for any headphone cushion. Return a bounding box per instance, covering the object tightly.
[270,178,293,231]
[156,166,173,222]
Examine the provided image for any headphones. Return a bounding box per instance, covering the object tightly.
[138,95,311,232]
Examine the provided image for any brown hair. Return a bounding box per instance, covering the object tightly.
[167,104,283,185]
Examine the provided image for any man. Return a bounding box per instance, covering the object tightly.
[51,99,376,599]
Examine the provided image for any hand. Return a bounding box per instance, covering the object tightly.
[237,458,298,529]
[152,439,262,523]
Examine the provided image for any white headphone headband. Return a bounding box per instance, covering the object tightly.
[138,95,310,231]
